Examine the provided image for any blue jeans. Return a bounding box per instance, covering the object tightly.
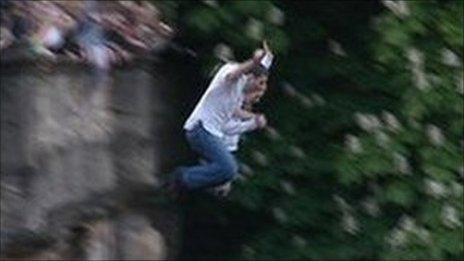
[178,122,238,190]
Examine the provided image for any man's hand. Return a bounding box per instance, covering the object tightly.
[260,40,274,69]
[254,113,267,129]
[263,40,272,55]
[234,108,255,120]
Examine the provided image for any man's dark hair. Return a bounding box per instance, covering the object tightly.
[250,64,269,77]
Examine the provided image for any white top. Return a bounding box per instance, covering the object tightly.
[42,26,64,48]
[184,63,248,138]
[222,117,257,151]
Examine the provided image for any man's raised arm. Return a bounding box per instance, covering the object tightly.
[225,49,265,82]
[225,41,274,82]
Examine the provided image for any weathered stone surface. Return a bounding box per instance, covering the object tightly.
[117,213,167,260]
[1,61,181,260]
[82,220,117,260]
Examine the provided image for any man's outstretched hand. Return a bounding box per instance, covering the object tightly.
[263,40,273,56]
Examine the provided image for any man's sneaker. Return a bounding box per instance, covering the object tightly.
[206,182,232,198]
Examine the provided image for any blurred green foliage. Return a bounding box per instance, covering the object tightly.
[336,1,463,260]
[155,0,463,260]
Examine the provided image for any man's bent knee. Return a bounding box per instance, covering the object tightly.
[219,160,238,182]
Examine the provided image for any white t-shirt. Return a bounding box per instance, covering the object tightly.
[222,117,257,151]
[42,26,64,48]
[184,63,248,138]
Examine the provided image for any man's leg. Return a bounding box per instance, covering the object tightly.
[200,155,236,197]
[178,124,238,190]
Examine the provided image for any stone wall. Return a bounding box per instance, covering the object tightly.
[0,60,182,259]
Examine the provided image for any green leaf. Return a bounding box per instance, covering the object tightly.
[384,181,415,206]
